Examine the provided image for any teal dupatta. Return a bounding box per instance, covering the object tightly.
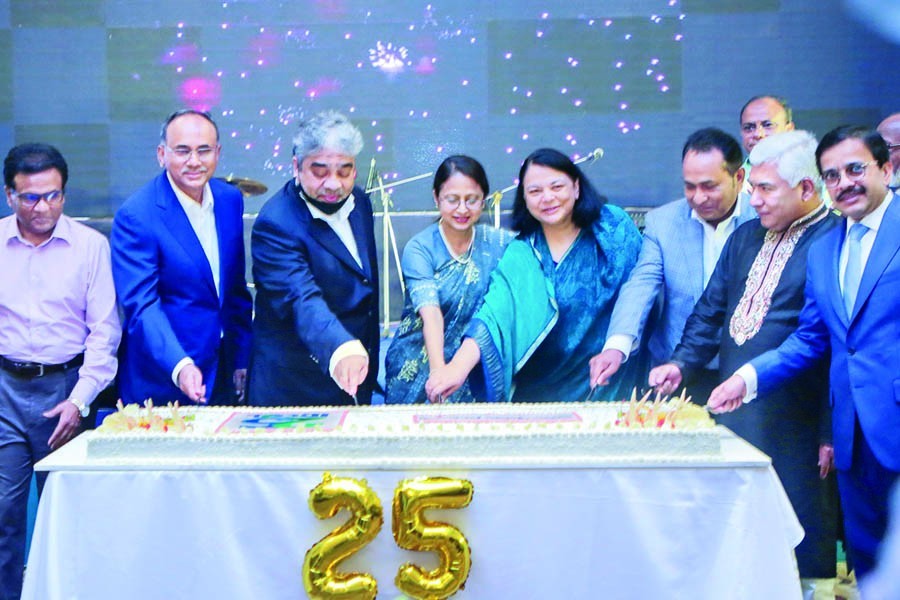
[467,204,641,402]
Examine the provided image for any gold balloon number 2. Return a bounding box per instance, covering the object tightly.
[303,473,474,600]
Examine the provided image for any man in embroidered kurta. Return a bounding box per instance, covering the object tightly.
[649,131,839,586]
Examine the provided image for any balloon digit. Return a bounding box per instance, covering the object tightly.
[392,477,474,599]
[303,472,384,600]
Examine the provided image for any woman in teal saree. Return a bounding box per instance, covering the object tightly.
[426,148,642,403]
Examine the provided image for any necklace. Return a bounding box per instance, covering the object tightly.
[439,221,475,264]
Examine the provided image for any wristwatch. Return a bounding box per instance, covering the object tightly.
[69,398,90,418]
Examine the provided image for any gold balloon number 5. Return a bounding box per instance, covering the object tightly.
[303,473,474,600]
[393,477,474,599]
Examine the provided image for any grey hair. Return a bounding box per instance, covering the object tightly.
[292,110,364,160]
[749,130,820,188]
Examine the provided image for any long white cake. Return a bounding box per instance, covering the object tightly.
[86,401,722,468]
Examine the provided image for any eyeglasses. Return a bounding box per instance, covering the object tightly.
[888,143,900,152]
[821,161,875,188]
[740,120,786,134]
[439,195,484,209]
[165,145,218,160]
[10,189,65,207]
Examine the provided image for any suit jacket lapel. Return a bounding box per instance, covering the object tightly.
[157,173,218,299]
[212,190,232,306]
[680,204,706,298]
[852,196,900,320]
[348,200,372,279]
[827,224,849,325]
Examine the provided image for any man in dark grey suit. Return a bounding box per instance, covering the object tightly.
[249,110,379,406]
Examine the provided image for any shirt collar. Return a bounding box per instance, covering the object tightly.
[690,196,742,230]
[166,171,215,215]
[848,190,893,235]
[2,212,72,247]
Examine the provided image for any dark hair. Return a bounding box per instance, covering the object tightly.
[739,95,793,124]
[682,128,744,175]
[160,109,220,143]
[815,125,889,173]
[3,143,68,189]
[433,155,489,197]
[512,148,605,234]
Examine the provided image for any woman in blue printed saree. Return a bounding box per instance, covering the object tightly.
[426,148,642,403]
[384,155,512,403]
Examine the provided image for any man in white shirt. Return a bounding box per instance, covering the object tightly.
[111,109,252,405]
[249,110,380,406]
[590,128,754,401]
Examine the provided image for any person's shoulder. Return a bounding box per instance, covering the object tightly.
[209,177,243,202]
[477,223,514,246]
[406,222,440,251]
[600,202,630,222]
[646,197,689,221]
[117,172,168,215]
[809,210,843,246]
[256,180,297,220]
[734,216,764,236]
[61,215,110,249]
[352,185,374,210]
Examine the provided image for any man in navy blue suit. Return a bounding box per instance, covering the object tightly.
[248,110,379,406]
[709,125,900,578]
[111,109,252,405]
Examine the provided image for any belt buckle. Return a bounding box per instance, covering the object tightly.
[36,363,44,377]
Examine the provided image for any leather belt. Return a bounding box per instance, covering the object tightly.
[0,354,84,379]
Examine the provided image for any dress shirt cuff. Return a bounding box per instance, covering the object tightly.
[734,363,758,404]
[602,334,636,363]
[172,357,194,387]
[328,340,369,380]
[69,380,99,408]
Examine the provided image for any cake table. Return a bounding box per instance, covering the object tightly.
[23,420,804,599]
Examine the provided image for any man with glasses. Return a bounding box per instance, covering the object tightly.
[248,110,379,406]
[111,109,252,405]
[709,125,900,581]
[649,131,840,594]
[590,128,754,402]
[877,113,900,189]
[1,143,120,599]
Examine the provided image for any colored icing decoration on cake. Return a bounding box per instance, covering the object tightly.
[88,398,721,467]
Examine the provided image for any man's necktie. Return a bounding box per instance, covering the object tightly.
[843,223,869,317]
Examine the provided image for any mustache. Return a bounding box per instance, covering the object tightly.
[181,166,208,174]
[837,185,866,202]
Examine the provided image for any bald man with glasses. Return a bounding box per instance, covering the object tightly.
[111,109,252,407]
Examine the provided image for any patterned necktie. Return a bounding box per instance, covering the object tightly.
[843,223,869,317]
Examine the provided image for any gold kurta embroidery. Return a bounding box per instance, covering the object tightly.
[730,205,829,345]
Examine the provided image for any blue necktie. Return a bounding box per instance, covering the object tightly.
[843,223,869,317]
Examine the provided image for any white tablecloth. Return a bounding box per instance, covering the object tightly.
[23,433,803,599]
